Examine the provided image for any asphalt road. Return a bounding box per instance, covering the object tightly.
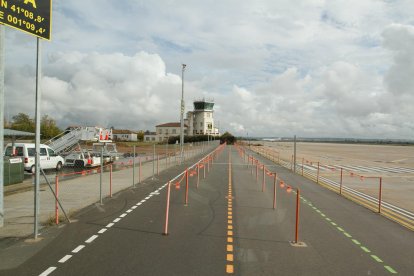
[1,145,413,275]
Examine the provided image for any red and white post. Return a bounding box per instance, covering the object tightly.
[163,181,172,235]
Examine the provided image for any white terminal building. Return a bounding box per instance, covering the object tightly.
[145,99,220,142]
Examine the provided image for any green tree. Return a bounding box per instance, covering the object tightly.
[41,115,61,139]
[137,130,144,141]
[220,131,236,145]
[10,113,35,132]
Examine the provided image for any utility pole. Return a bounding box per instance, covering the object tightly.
[179,64,186,164]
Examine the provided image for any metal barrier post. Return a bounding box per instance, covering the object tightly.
[55,175,59,225]
[133,146,136,187]
[185,169,189,206]
[378,177,382,213]
[301,158,304,176]
[295,188,300,243]
[197,163,200,189]
[139,157,141,184]
[163,181,171,235]
[256,161,258,182]
[110,164,113,197]
[317,162,320,184]
[100,147,103,205]
[273,174,277,209]
[340,168,343,195]
[262,165,265,192]
[157,154,159,175]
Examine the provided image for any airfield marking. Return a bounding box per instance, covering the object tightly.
[38,183,168,276]
[226,149,235,274]
[299,195,398,274]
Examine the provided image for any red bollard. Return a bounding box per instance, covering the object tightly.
[110,164,113,197]
[163,181,172,235]
[295,188,300,243]
[55,175,59,225]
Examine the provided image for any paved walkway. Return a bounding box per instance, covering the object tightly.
[0,145,215,239]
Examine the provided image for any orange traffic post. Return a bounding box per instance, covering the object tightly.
[207,156,210,173]
[55,175,59,225]
[203,159,206,179]
[273,173,277,209]
[295,188,300,244]
[163,181,172,235]
[185,169,189,206]
[110,164,113,198]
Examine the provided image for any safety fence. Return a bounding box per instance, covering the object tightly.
[163,143,226,235]
[246,145,414,232]
[40,141,219,225]
[234,144,304,245]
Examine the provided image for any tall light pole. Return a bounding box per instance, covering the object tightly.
[179,64,186,164]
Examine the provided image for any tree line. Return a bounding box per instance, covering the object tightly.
[4,113,61,139]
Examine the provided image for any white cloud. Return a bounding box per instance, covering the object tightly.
[4,1,414,139]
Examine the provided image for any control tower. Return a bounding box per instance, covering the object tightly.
[186,99,218,136]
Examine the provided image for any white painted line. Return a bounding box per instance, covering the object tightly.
[132,206,137,209]
[39,267,57,276]
[120,213,127,217]
[85,235,99,244]
[137,202,142,206]
[126,209,132,213]
[145,196,151,200]
[58,255,72,263]
[113,218,121,223]
[141,200,146,203]
[98,228,107,234]
[72,245,85,253]
[106,223,114,228]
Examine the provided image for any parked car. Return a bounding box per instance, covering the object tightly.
[64,150,100,168]
[4,143,65,173]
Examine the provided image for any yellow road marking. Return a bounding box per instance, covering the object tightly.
[226,264,234,273]
[227,237,233,243]
[227,244,233,252]
[227,254,234,261]
[228,230,233,236]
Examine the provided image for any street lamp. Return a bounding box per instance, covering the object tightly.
[179,64,186,164]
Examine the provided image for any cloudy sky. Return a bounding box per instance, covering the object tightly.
[3,0,414,138]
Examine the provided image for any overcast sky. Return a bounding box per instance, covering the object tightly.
[3,0,414,138]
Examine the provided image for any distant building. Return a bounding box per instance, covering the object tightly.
[112,129,138,141]
[145,99,219,143]
[155,122,188,142]
[143,131,157,142]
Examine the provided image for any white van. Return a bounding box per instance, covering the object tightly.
[4,143,65,173]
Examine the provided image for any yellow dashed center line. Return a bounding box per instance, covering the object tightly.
[226,148,234,274]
